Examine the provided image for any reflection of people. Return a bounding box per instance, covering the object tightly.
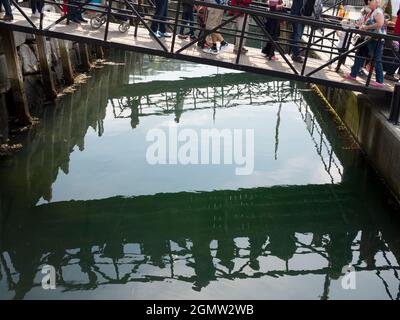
[128,97,141,129]
[267,232,297,265]
[189,239,215,291]
[175,89,189,123]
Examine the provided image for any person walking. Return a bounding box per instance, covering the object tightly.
[262,0,283,60]
[290,0,304,63]
[228,0,252,55]
[30,0,44,18]
[150,0,171,38]
[344,0,386,88]
[203,0,229,55]
[68,0,88,24]
[178,2,195,40]
[0,0,13,21]
[383,7,400,81]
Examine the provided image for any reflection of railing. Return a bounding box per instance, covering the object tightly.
[109,76,343,182]
[110,80,299,119]
[293,86,343,183]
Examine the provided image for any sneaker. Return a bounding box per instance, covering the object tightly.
[78,18,88,23]
[384,74,399,82]
[291,55,303,63]
[2,15,13,22]
[31,11,40,18]
[160,32,172,38]
[178,34,188,40]
[149,30,161,38]
[343,73,356,81]
[203,46,218,55]
[270,55,279,61]
[219,41,229,52]
[369,81,384,88]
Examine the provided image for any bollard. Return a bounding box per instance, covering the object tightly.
[389,83,400,125]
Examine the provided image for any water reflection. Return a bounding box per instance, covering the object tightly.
[0,52,399,299]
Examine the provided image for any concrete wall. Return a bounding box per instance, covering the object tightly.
[318,85,400,200]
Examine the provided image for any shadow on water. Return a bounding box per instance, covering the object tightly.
[0,51,400,299]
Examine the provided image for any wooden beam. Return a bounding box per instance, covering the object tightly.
[36,35,57,100]
[58,39,74,86]
[0,29,32,126]
[96,45,105,60]
[78,43,92,72]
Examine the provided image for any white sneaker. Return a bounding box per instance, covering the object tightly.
[149,30,162,38]
[34,12,41,18]
[219,42,229,52]
[160,32,172,38]
[203,47,219,55]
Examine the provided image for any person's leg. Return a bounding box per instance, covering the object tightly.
[350,55,366,78]
[31,0,37,14]
[188,9,195,37]
[385,57,399,76]
[2,0,12,17]
[291,22,303,57]
[371,40,384,83]
[269,20,280,58]
[179,11,187,34]
[159,0,168,34]
[151,0,163,32]
[38,0,44,13]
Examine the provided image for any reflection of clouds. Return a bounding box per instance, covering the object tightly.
[217,155,341,190]
[131,61,242,84]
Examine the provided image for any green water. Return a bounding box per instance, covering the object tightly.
[1,51,400,300]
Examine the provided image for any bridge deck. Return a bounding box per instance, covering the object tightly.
[0,7,395,94]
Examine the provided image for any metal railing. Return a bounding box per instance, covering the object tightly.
[4,0,400,121]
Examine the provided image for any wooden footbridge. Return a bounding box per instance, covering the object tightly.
[1,0,400,97]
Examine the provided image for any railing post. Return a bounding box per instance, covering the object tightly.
[389,83,400,125]
[366,39,380,87]
[171,0,182,53]
[104,0,113,42]
[301,26,314,75]
[236,13,248,65]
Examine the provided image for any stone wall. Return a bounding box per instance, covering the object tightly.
[317,85,400,200]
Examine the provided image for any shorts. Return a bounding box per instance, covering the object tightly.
[205,8,224,30]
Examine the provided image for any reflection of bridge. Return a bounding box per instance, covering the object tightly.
[1,0,399,96]
[1,185,400,299]
[107,56,348,182]
[0,53,399,299]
